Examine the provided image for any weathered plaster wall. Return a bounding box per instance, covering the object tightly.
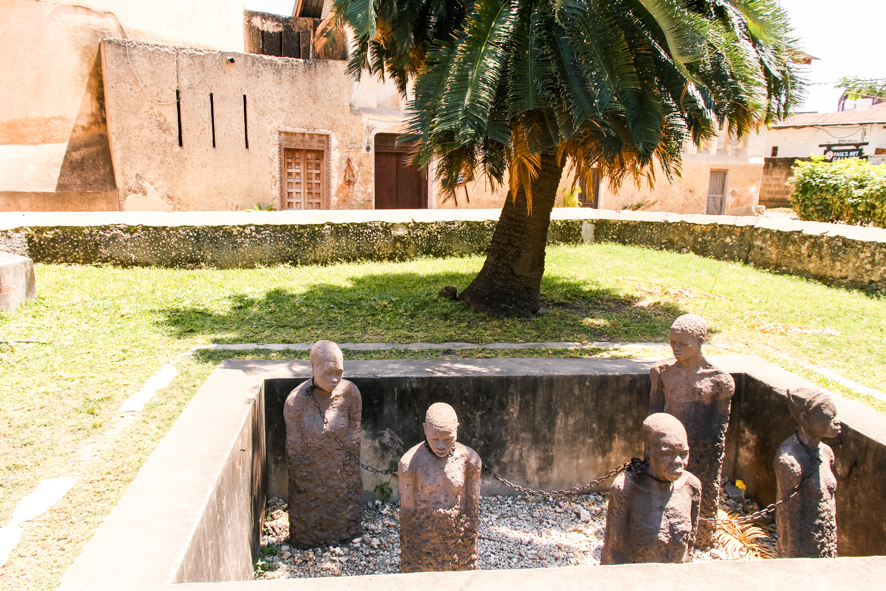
[101,38,420,211]
[599,129,765,216]
[0,0,245,210]
[2,210,885,291]
[432,173,509,210]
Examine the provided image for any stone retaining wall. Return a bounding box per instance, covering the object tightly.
[1,209,884,290]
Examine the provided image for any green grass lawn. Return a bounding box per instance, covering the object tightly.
[1,243,884,589]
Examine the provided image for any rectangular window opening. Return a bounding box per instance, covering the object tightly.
[243,95,249,150]
[771,146,779,157]
[706,170,728,215]
[209,93,216,148]
[176,90,183,147]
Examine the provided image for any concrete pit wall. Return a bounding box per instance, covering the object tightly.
[2,209,886,291]
[57,357,886,591]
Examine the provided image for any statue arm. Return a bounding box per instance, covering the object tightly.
[717,373,736,416]
[347,385,362,450]
[774,451,802,499]
[649,366,665,414]
[600,477,630,565]
[283,383,309,439]
[690,480,701,550]
[398,455,416,515]
[463,451,482,524]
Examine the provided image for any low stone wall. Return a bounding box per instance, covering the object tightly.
[1,209,885,290]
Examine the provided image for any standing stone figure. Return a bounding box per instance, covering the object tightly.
[774,386,842,558]
[398,403,482,573]
[649,314,734,547]
[601,413,702,564]
[283,341,362,548]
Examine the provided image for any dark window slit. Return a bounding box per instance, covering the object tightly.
[243,95,249,149]
[176,90,183,147]
[210,93,216,148]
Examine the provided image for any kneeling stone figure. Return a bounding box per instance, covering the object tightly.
[398,403,482,573]
[601,413,702,564]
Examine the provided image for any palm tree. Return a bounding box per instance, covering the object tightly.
[334,0,804,316]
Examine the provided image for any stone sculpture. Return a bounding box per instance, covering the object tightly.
[283,341,362,548]
[648,314,734,547]
[774,386,841,558]
[398,403,482,573]
[601,413,702,565]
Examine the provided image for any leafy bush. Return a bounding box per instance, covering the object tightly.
[789,156,886,227]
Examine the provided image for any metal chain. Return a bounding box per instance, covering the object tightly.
[308,383,398,475]
[483,459,636,497]
[309,381,633,488]
[702,432,822,525]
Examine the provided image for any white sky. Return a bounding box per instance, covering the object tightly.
[245,0,885,113]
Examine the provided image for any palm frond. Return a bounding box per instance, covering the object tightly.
[714,509,777,560]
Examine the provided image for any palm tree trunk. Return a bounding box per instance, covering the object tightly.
[458,151,564,317]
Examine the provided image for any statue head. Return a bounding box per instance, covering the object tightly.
[310,340,344,393]
[643,413,690,483]
[423,403,459,458]
[788,386,841,440]
[669,314,707,363]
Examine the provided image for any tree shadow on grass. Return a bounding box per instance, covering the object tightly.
[156,270,687,346]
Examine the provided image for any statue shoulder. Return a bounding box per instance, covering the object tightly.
[284,379,312,411]
[460,444,482,469]
[684,471,703,497]
[774,437,803,473]
[651,358,677,375]
[710,363,736,391]
[609,472,630,497]
[340,379,362,401]
[398,442,426,473]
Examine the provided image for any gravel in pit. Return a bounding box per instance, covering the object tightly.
[255,488,766,579]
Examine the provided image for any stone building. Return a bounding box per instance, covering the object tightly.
[589,127,767,217]
[0,0,503,212]
[761,104,886,207]
[0,0,244,212]
[1,0,765,215]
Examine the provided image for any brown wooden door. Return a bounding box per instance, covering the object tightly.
[577,168,601,208]
[283,148,324,210]
[374,133,428,209]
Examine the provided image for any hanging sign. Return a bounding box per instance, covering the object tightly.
[821,142,868,162]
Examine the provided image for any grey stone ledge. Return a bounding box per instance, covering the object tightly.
[3,209,885,244]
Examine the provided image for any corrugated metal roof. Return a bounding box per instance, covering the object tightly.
[296,0,324,19]
[772,103,886,128]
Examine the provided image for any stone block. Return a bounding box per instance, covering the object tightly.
[0,252,36,311]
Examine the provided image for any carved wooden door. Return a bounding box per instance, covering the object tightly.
[284,148,324,210]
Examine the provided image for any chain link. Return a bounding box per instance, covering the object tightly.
[309,386,824,526]
[483,459,635,497]
[701,433,822,525]
[308,383,398,475]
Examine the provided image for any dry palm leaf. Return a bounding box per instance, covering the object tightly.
[751,321,839,336]
[714,509,776,560]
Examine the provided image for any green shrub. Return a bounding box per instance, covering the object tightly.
[789,156,886,227]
